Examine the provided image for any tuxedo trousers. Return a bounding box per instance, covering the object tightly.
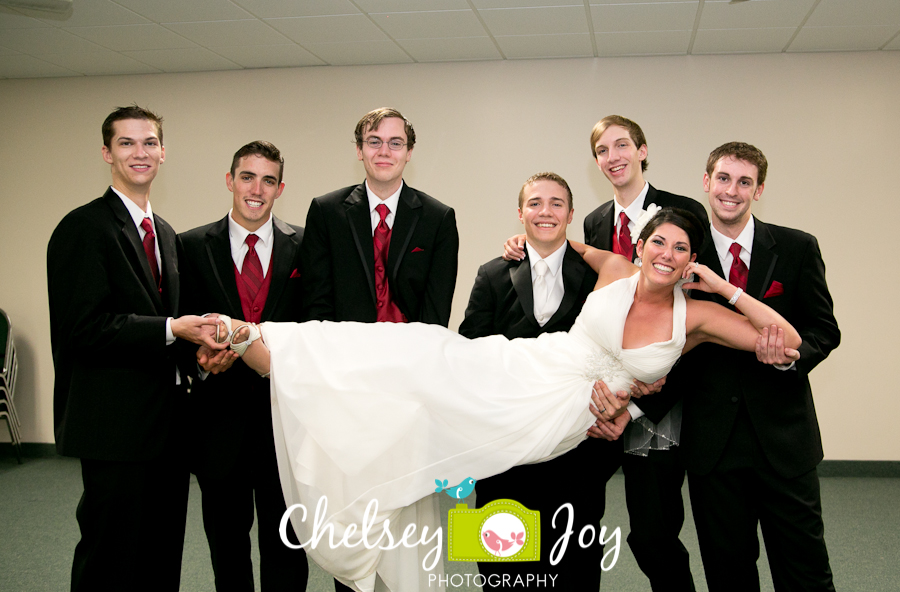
[688,465,834,592]
[622,446,695,592]
[476,437,619,590]
[72,440,189,592]
[196,396,308,592]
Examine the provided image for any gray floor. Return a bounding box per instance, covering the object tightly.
[1,454,898,591]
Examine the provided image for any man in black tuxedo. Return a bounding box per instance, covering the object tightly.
[581,115,709,591]
[300,108,458,591]
[300,107,458,326]
[460,172,607,589]
[178,141,308,591]
[47,105,222,591]
[672,142,840,591]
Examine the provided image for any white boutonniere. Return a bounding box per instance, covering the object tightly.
[630,203,662,243]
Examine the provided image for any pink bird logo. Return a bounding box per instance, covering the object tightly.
[482,530,525,556]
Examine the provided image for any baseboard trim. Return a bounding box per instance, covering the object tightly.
[817,460,900,478]
[1,445,899,477]
[0,443,59,459]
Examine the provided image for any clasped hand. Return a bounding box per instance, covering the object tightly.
[195,314,239,374]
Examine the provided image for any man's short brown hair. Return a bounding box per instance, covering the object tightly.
[518,172,573,211]
[706,142,768,186]
[354,108,416,150]
[230,141,285,184]
[589,115,648,172]
[102,104,163,148]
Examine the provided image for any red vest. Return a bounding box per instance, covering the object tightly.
[233,255,273,324]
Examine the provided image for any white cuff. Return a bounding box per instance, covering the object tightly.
[774,361,796,371]
[165,317,175,345]
[627,401,644,421]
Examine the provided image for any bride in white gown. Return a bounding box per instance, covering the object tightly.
[216,208,800,592]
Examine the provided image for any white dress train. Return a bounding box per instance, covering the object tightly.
[263,271,687,591]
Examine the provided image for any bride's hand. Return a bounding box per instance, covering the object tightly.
[680,262,730,296]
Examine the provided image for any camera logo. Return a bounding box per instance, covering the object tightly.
[447,500,540,563]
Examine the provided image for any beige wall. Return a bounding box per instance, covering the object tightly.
[0,51,895,460]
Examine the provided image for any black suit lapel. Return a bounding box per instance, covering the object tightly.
[155,216,178,315]
[261,217,300,321]
[387,184,420,280]
[104,190,165,313]
[544,243,586,330]
[747,217,778,300]
[344,184,377,305]
[594,201,616,251]
[510,254,540,331]
[205,217,242,316]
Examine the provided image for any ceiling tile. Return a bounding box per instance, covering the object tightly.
[0,5,58,29]
[699,0,816,30]
[0,27,105,54]
[210,43,327,67]
[788,25,897,52]
[356,0,471,11]
[495,33,592,58]
[594,29,690,56]
[0,53,79,77]
[39,50,162,75]
[233,0,361,18]
[693,27,794,54]
[398,36,500,61]
[266,14,388,44]
[121,47,242,72]
[806,0,900,28]
[36,0,149,27]
[65,24,199,51]
[479,6,589,36]
[371,10,485,39]
[303,39,413,64]
[591,2,698,33]
[473,0,582,8]
[114,0,253,23]
[164,19,293,47]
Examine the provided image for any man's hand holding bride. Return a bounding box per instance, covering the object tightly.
[587,380,630,441]
[756,325,800,367]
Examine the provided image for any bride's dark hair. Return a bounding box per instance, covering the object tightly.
[638,207,705,255]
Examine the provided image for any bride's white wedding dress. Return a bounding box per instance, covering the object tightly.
[261,271,686,591]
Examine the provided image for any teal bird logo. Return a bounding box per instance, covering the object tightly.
[435,477,477,499]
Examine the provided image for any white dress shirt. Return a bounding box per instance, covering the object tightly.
[366,180,402,234]
[525,241,566,327]
[613,181,650,240]
[228,210,274,277]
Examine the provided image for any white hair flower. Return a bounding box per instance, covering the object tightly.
[630,203,662,243]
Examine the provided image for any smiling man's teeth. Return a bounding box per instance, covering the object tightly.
[536,223,556,227]
[247,200,263,207]
[610,165,625,172]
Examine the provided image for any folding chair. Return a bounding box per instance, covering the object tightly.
[0,308,22,463]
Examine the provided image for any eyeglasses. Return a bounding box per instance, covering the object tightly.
[364,138,407,151]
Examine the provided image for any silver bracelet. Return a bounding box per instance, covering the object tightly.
[728,288,743,306]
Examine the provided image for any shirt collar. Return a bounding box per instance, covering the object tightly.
[228,210,274,248]
[613,182,650,223]
[365,180,403,216]
[710,216,755,261]
[525,241,567,277]
[112,186,153,228]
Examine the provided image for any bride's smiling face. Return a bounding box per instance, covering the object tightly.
[636,223,696,285]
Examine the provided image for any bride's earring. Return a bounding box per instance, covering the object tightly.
[634,257,642,267]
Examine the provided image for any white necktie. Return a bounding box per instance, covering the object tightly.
[533,259,551,326]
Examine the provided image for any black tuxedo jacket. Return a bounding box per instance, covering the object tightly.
[177,215,304,477]
[583,184,710,260]
[667,217,840,478]
[48,188,183,461]
[300,182,458,326]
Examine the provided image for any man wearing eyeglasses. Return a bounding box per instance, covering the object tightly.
[300,107,459,327]
[299,108,459,590]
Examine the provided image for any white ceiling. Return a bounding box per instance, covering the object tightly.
[0,0,898,79]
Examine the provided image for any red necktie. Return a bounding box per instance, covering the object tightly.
[242,234,264,304]
[614,211,633,261]
[373,204,405,322]
[140,217,161,289]
[729,242,748,291]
